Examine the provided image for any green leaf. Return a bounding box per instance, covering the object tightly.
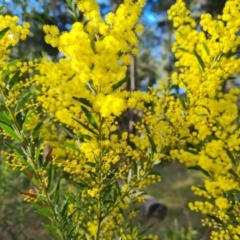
[224,51,240,58]
[195,185,207,192]
[54,177,62,204]
[112,77,128,91]
[0,6,5,12]
[32,122,43,139]
[8,71,20,90]
[15,92,32,112]
[65,141,80,152]
[170,84,179,90]
[80,134,92,141]
[90,40,96,54]
[194,50,205,70]
[74,180,91,189]
[72,117,97,135]
[127,169,132,183]
[32,202,51,219]
[61,198,70,220]
[0,122,21,141]
[202,43,210,56]
[176,93,187,110]
[42,222,59,238]
[188,165,211,178]
[206,214,223,225]
[0,112,13,125]
[198,105,210,114]
[226,76,236,81]
[81,106,98,130]
[7,59,19,68]
[61,126,76,139]
[184,149,198,155]
[138,223,155,236]
[225,148,236,165]
[164,116,175,128]
[5,142,31,167]
[47,163,56,191]
[228,169,239,179]
[72,97,92,108]
[86,161,96,167]
[133,160,139,179]
[147,135,156,153]
[0,27,9,40]
[177,47,190,53]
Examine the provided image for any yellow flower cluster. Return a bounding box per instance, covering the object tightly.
[6,0,240,238]
[0,15,30,68]
[132,0,240,239]
[27,0,163,238]
[43,0,145,91]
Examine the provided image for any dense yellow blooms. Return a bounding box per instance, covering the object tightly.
[0,15,30,68]
[2,0,240,239]
[131,0,240,239]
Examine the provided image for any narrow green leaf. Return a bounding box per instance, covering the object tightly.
[15,92,32,112]
[72,97,92,108]
[170,84,179,90]
[144,124,156,153]
[54,177,62,204]
[86,161,96,167]
[206,214,223,225]
[0,112,13,124]
[198,105,210,114]
[195,185,207,192]
[227,189,240,195]
[202,43,210,56]
[225,148,236,165]
[188,165,211,178]
[42,223,59,238]
[72,117,97,135]
[112,77,128,91]
[34,144,42,169]
[80,134,92,141]
[0,6,5,12]
[32,202,51,219]
[147,135,156,153]
[0,122,21,141]
[65,141,80,152]
[61,126,76,139]
[138,223,155,236]
[8,71,20,89]
[176,93,187,110]
[226,76,236,81]
[177,47,190,53]
[74,180,91,189]
[228,169,239,179]
[47,163,56,191]
[127,169,132,183]
[90,40,96,54]
[224,51,239,58]
[194,50,205,70]
[81,106,98,130]
[61,198,70,219]
[32,122,43,139]
[144,124,150,135]
[0,27,9,40]
[133,160,138,178]
[184,149,198,155]
[7,59,19,68]
[164,116,175,128]
[5,142,31,168]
